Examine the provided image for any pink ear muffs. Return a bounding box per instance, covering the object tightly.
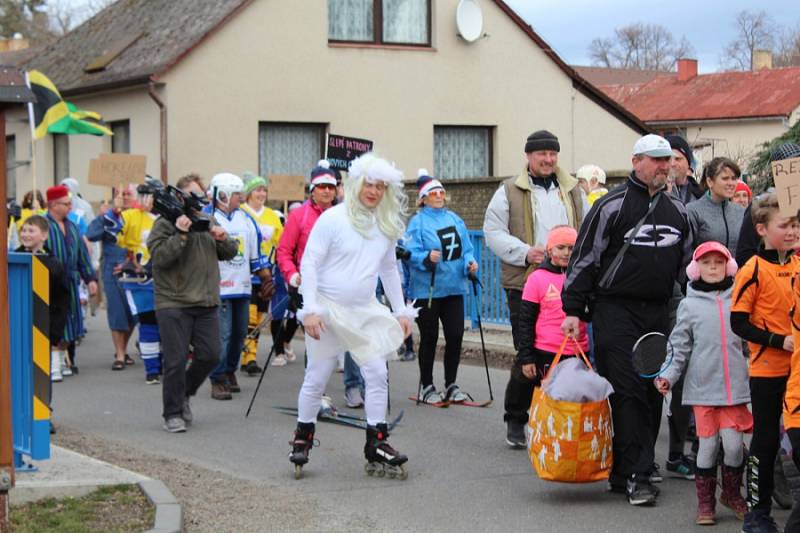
[685,255,738,281]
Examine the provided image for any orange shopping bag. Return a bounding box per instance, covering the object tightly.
[528,337,613,483]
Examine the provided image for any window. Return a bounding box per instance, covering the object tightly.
[110,120,130,153]
[53,134,69,182]
[434,126,493,180]
[259,123,325,179]
[328,0,431,46]
[6,135,15,199]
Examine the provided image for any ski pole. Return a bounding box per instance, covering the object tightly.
[244,293,290,418]
[471,273,493,403]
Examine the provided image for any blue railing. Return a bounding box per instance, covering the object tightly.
[465,231,510,328]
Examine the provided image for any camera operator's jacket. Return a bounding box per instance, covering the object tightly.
[147,217,238,310]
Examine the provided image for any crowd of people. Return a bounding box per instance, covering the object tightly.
[8,127,800,532]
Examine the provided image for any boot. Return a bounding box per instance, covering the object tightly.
[720,463,747,520]
[695,467,717,525]
[51,350,63,382]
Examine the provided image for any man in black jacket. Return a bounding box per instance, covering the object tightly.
[561,134,692,507]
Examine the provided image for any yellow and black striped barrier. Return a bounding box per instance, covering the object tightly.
[8,252,51,470]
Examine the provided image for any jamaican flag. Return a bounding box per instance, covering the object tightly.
[28,70,112,139]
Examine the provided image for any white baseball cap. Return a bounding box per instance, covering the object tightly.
[576,164,606,184]
[633,134,673,158]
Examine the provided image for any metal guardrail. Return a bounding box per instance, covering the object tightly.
[8,253,50,471]
[465,231,510,328]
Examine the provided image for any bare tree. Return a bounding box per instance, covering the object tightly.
[588,23,694,71]
[775,25,800,67]
[46,0,115,35]
[721,10,775,70]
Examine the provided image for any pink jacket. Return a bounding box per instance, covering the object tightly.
[277,200,328,282]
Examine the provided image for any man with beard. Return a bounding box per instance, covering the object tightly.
[561,134,692,506]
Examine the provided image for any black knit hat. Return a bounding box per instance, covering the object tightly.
[665,135,694,169]
[525,130,560,153]
[770,142,800,163]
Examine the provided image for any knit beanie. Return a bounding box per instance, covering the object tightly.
[416,169,445,200]
[525,130,560,153]
[46,185,69,203]
[665,135,694,169]
[242,171,269,197]
[546,226,577,252]
[734,180,752,199]
[309,160,337,190]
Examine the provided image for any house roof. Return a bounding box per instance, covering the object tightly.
[598,66,800,123]
[572,66,673,87]
[23,0,251,96]
[18,0,648,133]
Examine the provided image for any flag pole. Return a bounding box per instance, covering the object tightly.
[24,71,39,208]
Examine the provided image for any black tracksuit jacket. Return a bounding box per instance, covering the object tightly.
[562,173,693,317]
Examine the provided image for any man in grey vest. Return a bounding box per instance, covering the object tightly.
[483,130,586,448]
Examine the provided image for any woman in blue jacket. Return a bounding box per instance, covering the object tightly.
[404,170,478,404]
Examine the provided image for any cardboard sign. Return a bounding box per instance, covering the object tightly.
[326,133,373,171]
[88,153,147,186]
[772,156,800,218]
[268,175,306,201]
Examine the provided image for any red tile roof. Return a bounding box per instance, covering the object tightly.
[598,67,800,123]
[573,66,673,87]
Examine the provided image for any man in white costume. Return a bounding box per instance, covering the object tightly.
[289,153,415,480]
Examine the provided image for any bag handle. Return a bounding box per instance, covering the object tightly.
[543,335,593,382]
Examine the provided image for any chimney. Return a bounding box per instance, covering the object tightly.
[752,49,773,71]
[677,58,698,82]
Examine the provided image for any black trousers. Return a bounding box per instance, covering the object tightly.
[748,376,788,511]
[593,299,668,478]
[156,306,221,419]
[415,295,464,388]
[784,429,800,530]
[503,288,531,423]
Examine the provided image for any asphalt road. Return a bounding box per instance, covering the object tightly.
[54,312,791,532]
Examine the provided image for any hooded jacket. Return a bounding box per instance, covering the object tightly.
[662,282,750,406]
[687,194,745,253]
[562,173,692,317]
[403,206,475,299]
[277,200,329,283]
[483,166,585,290]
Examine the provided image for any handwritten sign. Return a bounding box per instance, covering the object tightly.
[88,153,147,187]
[773,156,800,218]
[268,175,306,202]
[326,133,373,171]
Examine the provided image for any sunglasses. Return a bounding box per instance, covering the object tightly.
[427,189,445,197]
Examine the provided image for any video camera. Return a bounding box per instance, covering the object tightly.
[137,181,211,232]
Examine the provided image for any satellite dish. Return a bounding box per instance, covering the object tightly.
[456,0,483,43]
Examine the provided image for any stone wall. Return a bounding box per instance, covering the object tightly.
[403,177,508,230]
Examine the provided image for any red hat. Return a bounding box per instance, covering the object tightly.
[546,226,577,251]
[46,185,70,203]
[735,180,752,199]
[686,241,738,281]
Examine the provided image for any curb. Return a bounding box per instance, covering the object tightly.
[138,479,183,533]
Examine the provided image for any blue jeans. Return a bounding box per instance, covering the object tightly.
[343,352,364,390]
[210,297,250,382]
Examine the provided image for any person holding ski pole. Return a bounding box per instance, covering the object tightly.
[403,170,477,405]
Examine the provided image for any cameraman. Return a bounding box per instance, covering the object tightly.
[147,174,239,433]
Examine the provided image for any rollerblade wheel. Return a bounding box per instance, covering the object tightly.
[398,466,408,480]
[294,464,303,480]
[365,463,375,476]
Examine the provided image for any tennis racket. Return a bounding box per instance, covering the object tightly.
[632,331,674,417]
[631,332,673,378]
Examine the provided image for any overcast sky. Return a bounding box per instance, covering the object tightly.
[504,0,799,73]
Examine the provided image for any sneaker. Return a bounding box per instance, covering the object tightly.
[626,475,658,506]
[272,355,288,367]
[244,360,262,376]
[419,384,444,405]
[226,372,241,393]
[400,349,416,362]
[145,374,160,385]
[345,387,364,408]
[284,344,296,363]
[505,420,526,449]
[444,384,469,403]
[163,417,186,433]
[211,380,232,400]
[182,397,193,426]
[742,509,779,533]
[62,365,73,377]
[666,454,695,480]
[649,463,663,483]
